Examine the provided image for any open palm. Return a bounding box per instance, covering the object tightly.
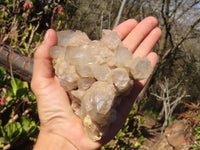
[31,16,161,150]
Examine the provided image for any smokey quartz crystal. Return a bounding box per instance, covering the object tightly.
[49,29,153,141]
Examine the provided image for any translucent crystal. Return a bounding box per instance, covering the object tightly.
[130,57,153,80]
[114,45,133,67]
[101,29,121,50]
[77,77,96,90]
[92,65,111,82]
[76,64,93,78]
[111,68,133,93]
[65,46,96,65]
[50,29,153,141]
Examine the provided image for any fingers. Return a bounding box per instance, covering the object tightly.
[133,27,161,57]
[113,19,138,40]
[114,16,160,85]
[123,16,158,52]
[32,29,57,81]
[124,52,158,108]
[99,52,158,145]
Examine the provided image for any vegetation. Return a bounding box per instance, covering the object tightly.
[194,126,200,149]
[0,67,38,149]
[0,0,200,149]
[101,106,146,149]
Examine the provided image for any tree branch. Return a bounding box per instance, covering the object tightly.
[113,0,126,29]
[160,15,200,65]
[0,45,33,82]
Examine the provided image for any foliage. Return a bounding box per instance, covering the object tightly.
[194,126,200,149]
[0,0,66,57]
[149,0,200,102]
[176,101,200,149]
[101,106,146,149]
[0,67,38,149]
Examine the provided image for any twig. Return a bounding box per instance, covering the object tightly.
[108,0,113,29]
[3,144,11,150]
[151,77,187,132]
[113,0,126,29]
[100,10,104,38]
[8,114,19,123]
[160,10,200,65]
[27,22,40,57]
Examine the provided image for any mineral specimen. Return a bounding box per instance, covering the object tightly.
[49,29,153,141]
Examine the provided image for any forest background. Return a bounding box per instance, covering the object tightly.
[0,0,200,149]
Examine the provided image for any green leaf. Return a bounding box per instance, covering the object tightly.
[0,137,7,145]
[100,143,110,149]
[134,142,141,147]
[15,79,28,89]
[0,67,6,81]
[16,88,28,99]
[4,122,22,142]
[138,116,145,125]
[28,24,33,31]
[10,78,29,98]
[4,12,8,20]
[28,91,36,105]
[16,79,28,98]
[115,129,125,140]
[34,34,41,42]
[0,122,6,138]
[21,117,37,135]
[10,79,17,96]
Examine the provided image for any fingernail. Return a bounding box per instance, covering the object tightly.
[44,30,49,41]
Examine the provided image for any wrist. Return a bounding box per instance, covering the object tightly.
[34,129,77,150]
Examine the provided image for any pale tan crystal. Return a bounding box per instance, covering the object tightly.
[130,57,153,80]
[111,68,133,93]
[49,29,153,141]
[78,77,96,90]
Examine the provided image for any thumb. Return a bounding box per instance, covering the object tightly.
[32,29,57,87]
[43,29,58,48]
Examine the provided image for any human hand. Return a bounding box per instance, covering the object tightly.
[31,16,161,150]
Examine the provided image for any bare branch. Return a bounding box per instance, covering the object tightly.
[175,1,200,21]
[151,93,167,101]
[113,0,126,29]
[170,0,184,22]
[161,15,200,65]
[0,45,33,82]
[151,77,188,132]
[100,10,104,37]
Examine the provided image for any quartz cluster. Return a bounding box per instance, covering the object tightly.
[49,29,153,141]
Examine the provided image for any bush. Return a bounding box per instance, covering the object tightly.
[194,126,200,150]
[0,0,66,57]
[0,67,38,149]
[101,106,146,149]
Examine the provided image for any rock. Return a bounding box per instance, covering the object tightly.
[151,120,192,150]
[151,135,173,150]
[50,29,153,141]
[165,120,192,150]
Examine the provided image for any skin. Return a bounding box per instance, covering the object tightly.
[31,16,161,150]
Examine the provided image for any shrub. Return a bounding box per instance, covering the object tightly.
[0,67,38,149]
